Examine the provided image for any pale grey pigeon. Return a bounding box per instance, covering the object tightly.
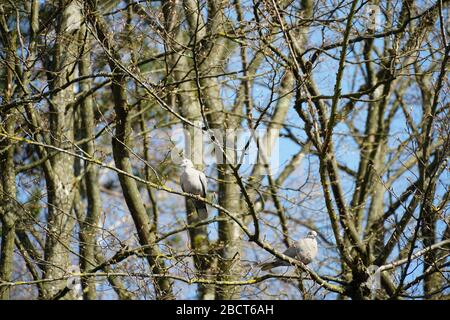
[260,231,318,271]
[180,158,208,219]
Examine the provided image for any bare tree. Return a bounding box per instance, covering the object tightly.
[0,0,448,300]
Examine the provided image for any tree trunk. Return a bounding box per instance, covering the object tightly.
[0,26,17,300]
[77,25,102,300]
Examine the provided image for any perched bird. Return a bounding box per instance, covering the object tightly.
[260,231,318,271]
[180,158,208,219]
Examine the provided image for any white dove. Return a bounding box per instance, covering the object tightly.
[260,231,318,271]
[180,158,208,219]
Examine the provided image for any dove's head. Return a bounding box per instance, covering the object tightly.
[180,158,194,168]
[306,231,317,239]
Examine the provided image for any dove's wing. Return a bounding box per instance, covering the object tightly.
[181,169,203,194]
[263,246,304,269]
[199,171,207,197]
[180,171,187,193]
[283,246,301,259]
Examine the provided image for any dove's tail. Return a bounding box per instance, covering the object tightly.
[259,261,282,271]
[194,200,208,220]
